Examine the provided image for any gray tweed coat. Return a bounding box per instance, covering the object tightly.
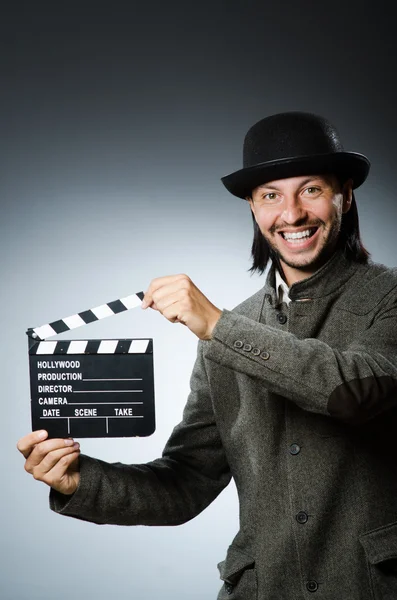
[50,249,397,600]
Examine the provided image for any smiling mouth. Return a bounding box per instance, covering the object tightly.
[278,227,319,242]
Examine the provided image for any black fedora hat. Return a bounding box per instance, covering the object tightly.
[221,111,370,199]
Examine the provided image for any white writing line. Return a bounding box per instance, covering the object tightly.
[82,378,143,381]
[40,416,143,421]
[73,390,143,393]
[68,401,144,405]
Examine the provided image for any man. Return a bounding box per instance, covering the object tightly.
[18,112,397,599]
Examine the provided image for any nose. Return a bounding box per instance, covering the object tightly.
[280,194,308,224]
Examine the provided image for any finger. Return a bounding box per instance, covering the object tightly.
[39,451,80,489]
[149,281,194,315]
[24,438,76,472]
[142,274,190,308]
[151,284,192,313]
[161,302,190,325]
[17,430,48,459]
[31,444,80,479]
[152,291,182,314]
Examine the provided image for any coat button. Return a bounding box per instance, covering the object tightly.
[260,351,270,360]
[277,313,287,324]
[306,580,318,592]
[234,340,243,348]
[252,348,260,356]
[224,582,234,595]
[296,511,308,524]
[243,343,252,351]
[289,443,301,455]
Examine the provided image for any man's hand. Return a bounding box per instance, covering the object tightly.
[142,274,222,340]
[17,430,81,495]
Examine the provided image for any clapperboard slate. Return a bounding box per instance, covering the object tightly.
[26,291,155,438]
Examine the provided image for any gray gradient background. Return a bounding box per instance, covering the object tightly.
[1,2,396,598]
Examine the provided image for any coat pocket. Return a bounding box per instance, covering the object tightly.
[217,544,257,599]
[360,521,397,600]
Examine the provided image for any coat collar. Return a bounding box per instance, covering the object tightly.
[232,249,364,323]
[264,249,361,304]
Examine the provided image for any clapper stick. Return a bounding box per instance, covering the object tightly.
[26,291,155,439]
[27,291,145,342]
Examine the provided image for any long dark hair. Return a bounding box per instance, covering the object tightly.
[248,191,370,275]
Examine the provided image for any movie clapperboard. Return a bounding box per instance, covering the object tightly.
[26,291,155,439]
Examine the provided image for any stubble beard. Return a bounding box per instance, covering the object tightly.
[264,211,343,272]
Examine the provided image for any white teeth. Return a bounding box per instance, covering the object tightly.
[282,229,313,240]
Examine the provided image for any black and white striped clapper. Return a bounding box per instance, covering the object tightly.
[26,292,155,439]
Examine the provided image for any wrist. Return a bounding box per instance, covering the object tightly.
[206,308,223,340]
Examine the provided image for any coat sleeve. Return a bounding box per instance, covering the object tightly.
[204,294,397,425]
[49,341,231,525]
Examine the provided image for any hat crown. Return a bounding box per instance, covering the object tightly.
[243,111,344,168]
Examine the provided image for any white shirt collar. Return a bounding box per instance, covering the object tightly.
[275,269,291,305]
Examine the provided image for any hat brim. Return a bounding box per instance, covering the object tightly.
[221,152,370,199]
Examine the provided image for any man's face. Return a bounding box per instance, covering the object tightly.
[248,174,352,279]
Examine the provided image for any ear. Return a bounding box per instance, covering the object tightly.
[342,179,353,214]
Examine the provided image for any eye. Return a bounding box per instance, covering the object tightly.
[305,186,321,194]
[261,192,280,204]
